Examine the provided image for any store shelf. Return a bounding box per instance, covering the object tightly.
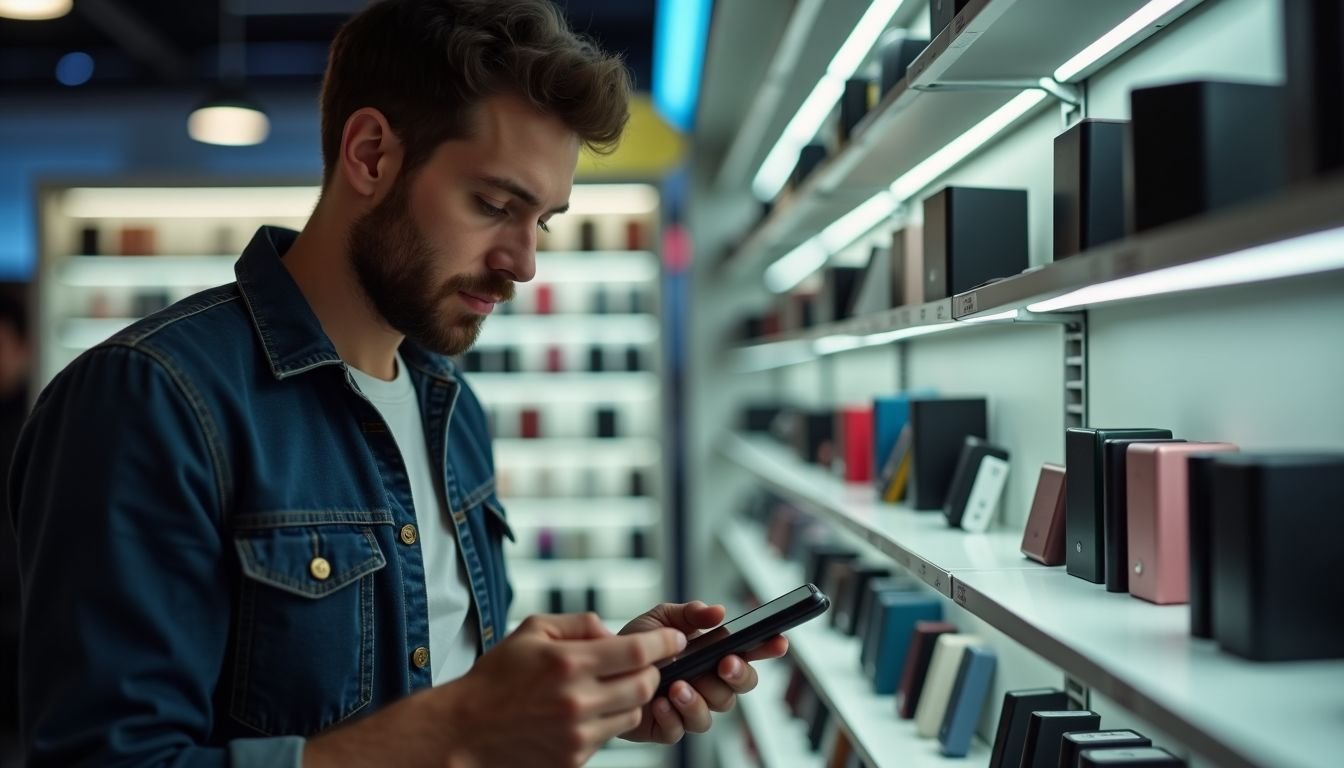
[501,497,661,529]
[720,521,990,768]
[507,557,663,590]
[720,432,1033,597]
[953,173,1344,318]
[476,313,659,347]
[494,437,661,467]
[530,250,660,283]
[467,372,659,403]
[953,569,1344,768]
[584,743,664,768]
[720,438,1344,768]
[726,0,1204,277]
[735,654,818,768]
[56,255,237,287]
[734,299,957,369]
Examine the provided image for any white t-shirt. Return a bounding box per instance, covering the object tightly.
[348,353,478,685]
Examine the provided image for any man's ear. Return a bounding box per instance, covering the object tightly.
[338,107,404,199]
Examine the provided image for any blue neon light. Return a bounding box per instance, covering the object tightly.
[653,0,713,133]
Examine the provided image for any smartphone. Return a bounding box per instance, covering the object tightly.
[656,583,829,696]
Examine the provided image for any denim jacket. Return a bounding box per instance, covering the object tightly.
[9,226,514,768]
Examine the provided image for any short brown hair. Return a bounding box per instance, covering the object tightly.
[320,0,632,186]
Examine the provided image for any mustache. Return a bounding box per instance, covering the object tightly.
[440,274,516,304]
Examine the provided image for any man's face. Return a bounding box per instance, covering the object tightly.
[347,93,579,356]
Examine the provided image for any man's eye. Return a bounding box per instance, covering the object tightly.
[477,198,507,218]
[538,219,551,233]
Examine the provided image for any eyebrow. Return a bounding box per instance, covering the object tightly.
[478,176,570,215]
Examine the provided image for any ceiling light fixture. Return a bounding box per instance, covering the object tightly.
[0,0,71,20]
[189,0,269,146]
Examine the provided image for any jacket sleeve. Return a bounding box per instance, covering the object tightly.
[9,344,302,768]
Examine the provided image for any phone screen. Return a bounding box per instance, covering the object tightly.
[671,585,813,660]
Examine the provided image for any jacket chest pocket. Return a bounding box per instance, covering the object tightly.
[229,512,391,737]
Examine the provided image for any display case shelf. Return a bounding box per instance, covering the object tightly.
[720,521,991,768]
[476,313,660,347]
[494,437,661,466]
[502,497,661,529]
[722,436,1344,768]
[468,372,659,403]
[725,0,1205,276]
[731,174,1344,361]
[720,433,1033,597]
[734,657,819,768]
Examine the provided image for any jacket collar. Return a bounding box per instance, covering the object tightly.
[235,225,456,383]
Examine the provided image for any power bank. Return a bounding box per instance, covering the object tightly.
[1126,442,1237,604]
[914,634,982,738]
[896,620,957,719]
[987,688,1068,768]
[1021,463,1068,565]
[1061,731,1151,768]
[1066,428,1171,583]
[1079,747,1184,767]
[863,593,943,694]
[938,646,997,757]
[1020,710,1101,768]
[1103,438,1185,592]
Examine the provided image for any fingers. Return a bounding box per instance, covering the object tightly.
[581,705,646,752]
[650,697,686,744]
[667,680,714,733]
[584,628,687,676]
[592,666,661,716]
[716,655,758,694]
[739,635,789,663]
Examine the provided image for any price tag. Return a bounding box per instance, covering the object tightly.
[956,293,978,317]
[954,582,968,606]
[936,303,947,321]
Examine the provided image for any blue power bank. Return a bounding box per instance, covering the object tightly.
[863,592,942,694]
[938,645,998,757]
[872,391,937,494]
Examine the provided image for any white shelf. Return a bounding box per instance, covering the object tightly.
[736,652,819,768]
[529,250,660,283]
[720,433,1034,597]
[584,743,665,768]
[953,569,1344,768]
[57,255,237,288]
[469,372,660,403]
[501,497,661,530]
[507,557,663,590]
[720,521,990,768]
[494,437,661,467]
[726,0,1205,276]
[476,313,660,347]
[721,436,1344,768]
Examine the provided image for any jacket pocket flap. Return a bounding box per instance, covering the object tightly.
[483,497,516,542]
[236,525,386,599]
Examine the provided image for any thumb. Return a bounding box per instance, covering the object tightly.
[529,612,612,640]
[627,601,725,634]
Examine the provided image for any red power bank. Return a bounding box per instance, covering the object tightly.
[1021,463,1067,565]
[840,406,875,484]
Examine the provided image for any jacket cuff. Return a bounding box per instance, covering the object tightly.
[229,736,305,768]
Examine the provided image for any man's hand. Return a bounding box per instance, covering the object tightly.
[303,612,685,768]
[617,601,790,744]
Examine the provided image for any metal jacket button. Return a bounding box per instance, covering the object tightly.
[411,646,430,669]
[309,557,331,581]
[400,524,418,545]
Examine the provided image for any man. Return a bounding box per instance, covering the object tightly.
[9,2,786,766]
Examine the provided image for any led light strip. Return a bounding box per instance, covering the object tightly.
[757,0,1194,295]
[1027,226,1344,313]
[764,89,1045,294]
[751,0,903,201]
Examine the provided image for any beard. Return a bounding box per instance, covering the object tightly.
[347,178,515,357]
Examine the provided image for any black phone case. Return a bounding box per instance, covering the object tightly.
[656,584,829,696]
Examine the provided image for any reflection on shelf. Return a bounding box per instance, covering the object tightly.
[508,557,662,590]
[494,437,660,468]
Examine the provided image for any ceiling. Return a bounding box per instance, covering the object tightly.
[0,0,656,92]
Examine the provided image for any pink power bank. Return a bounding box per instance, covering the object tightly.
[1126,442,1238,604]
